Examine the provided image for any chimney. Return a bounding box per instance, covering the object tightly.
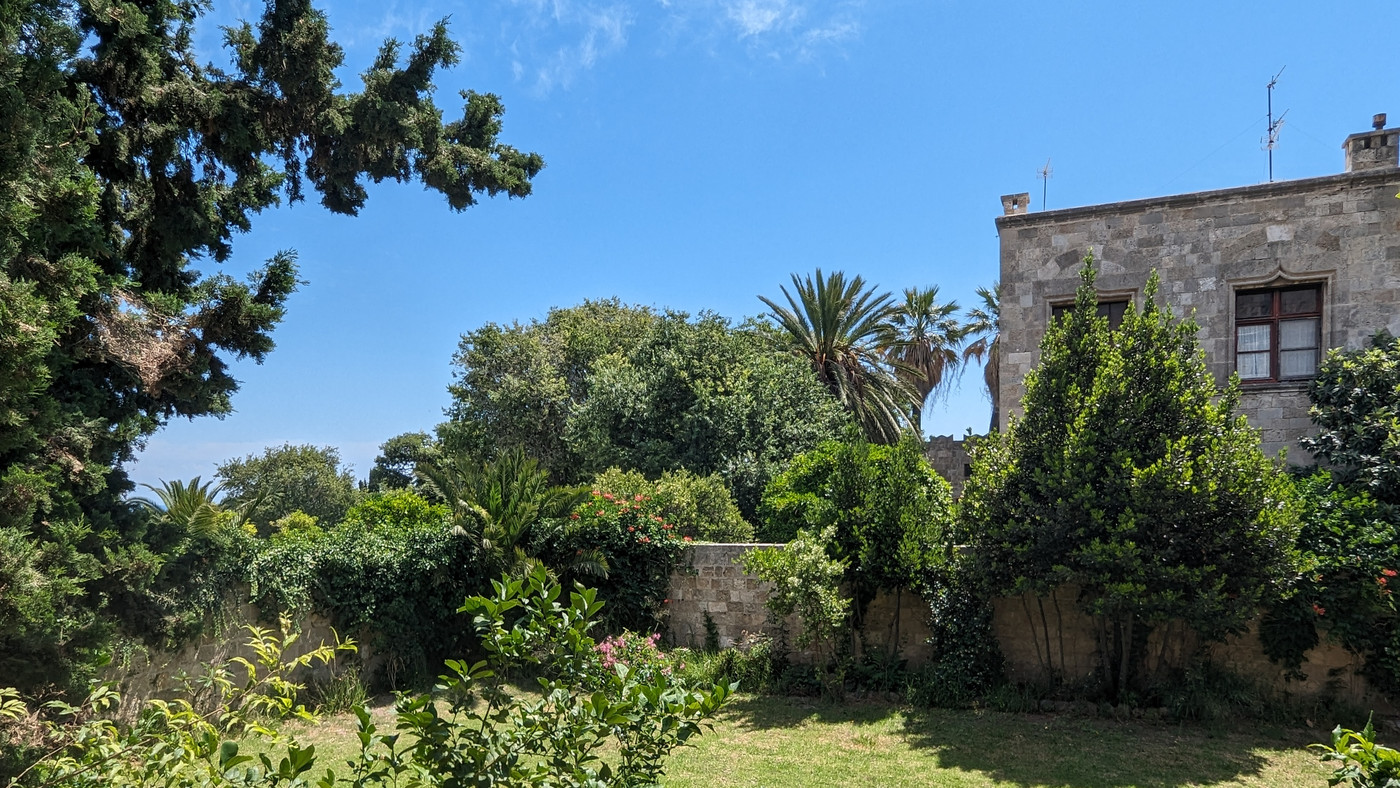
[1001,193,1030,216]
[1343,113,1398,172]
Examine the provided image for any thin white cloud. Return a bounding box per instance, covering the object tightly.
[725,0,800,38]
[505,0,634,94]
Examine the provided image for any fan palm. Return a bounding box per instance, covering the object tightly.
[417,447,602,579]
[886,286,966,434]
[759,269,917,443]
[961,283,1002,432]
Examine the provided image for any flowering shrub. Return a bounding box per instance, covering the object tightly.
[542,490,686,633]
[595,631,683,685]
[1259,470,1399,697]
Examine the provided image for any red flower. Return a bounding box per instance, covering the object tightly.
[640,536,651,543]
[634,494,645,502]
[682,536,692,542]
[592,490,601,496]
[1383,569,1398,577]
[570,513,580,520]
[662,523,672,529]
[627,526,635,532]
[1313,603,1327,616]
[603,493,615,501]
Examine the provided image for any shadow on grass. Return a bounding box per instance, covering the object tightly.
[718,694,1312,788]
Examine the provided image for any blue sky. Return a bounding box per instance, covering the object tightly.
[129,0,1399,487]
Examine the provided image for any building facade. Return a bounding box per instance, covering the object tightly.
[995,115,1400,459]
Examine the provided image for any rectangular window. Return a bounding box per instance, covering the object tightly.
[1234,284,1322,382]
[1051,299,1130,330]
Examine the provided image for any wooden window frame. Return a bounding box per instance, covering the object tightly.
[1234,284,1323,384]
[1050,299,1131,330]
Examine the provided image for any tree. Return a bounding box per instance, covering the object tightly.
[216,444,358,528]
[590,467,754,542]
[758,436,954,654]
[1302,331,1400,504]
[759,269,917,443]
[886,286,966,434]
[960,259,1299,699]
[417,447,594,579]
[0,0,540,690]
[368,431,440,492]
[961,283,1002,432]
[440,305,848,519]
[439,299,659,479]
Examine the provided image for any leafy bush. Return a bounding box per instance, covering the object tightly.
[595,631,682,685]
[592,467,754,542]
[1260,471,1399,697]
[339,488,449,532]
[1303,332,1400,505]
[248,522,484,687]
[3,569,732,787]
[741,528,850,697]
[758,435,953,656]
[0,620,355,787]
[1312,715,1400,788]
[674,633,781,693]
[538,490,687,634]
[907,572,1004,708]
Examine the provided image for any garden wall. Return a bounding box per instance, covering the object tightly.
[665,544,933,663]
[991,587,1394,712]
[103,597,374,725]
[677,548,1394,711]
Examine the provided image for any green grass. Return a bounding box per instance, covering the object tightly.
[282,693,1335,787]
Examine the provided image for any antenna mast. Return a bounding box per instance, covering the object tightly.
[1265,66,1287,182]
[1037,158,1053,210]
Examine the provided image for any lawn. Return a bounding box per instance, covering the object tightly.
[285,694,1334,787]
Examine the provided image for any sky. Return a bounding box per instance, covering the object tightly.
[128,0,1400,487]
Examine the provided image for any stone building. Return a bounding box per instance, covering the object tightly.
[995,114,1400,459]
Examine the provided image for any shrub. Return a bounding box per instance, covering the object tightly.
[1259,470,1399,697]
[1312,715,1400,788]
[592,467,754,542]
[595,631,681,685]
[339,488,449,533]
[1303,331,1400,505]
[538,490,687,634]
[741,528,849,697]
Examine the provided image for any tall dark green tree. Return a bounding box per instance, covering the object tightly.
[0,0,539,692]
[1302,331,1400,504]
[960,259,1299,699]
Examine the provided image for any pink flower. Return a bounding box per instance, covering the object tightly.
[634,494,645,502]
[603,493,615,501]
[1313,603,1326,616]
[570,513,580,520]
[683,536,692,542]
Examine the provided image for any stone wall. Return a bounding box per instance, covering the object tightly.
[995,150,1400,459]
[104,600,372,725]
[923,435,971,498]
[664,544,933,662]
[993,586,1394,712]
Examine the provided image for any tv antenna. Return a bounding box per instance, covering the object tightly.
[1264,66,1288,182]
[1037,158,1053,210]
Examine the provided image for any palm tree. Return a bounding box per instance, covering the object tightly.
[132,477,234,539]
[418,447,602,579]
[886,286,966,434]
[759,269,918,443]
[961,283,1002,432]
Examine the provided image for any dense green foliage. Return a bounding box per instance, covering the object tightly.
[247,511,482,687]
[441,302,849,518]
[0,0,538,695]
[757,437,953,621]
[1303,332,1400,505]
[367,431,439,492]
[590,467,754,542]
[216,444,359,528]
[538,490,688,634]
[1259,471,1399,697]
[960,260,1300,698]
[740,528,850,696]
[2,569,731,787]
[1312,716,1400,788]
